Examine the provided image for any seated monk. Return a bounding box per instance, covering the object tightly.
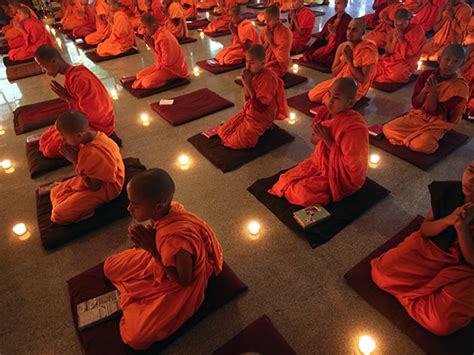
[405,0,443,34]
[96,0,136,57]
[85,0,112,45]
[301,0,352,68]
[461,44,473,117]
[104,168,223,350]
[308,18,378,103]
[182,0,197,19]
[371,161,474,336]
[420,0,471,62]
[196,0,217,10]
[373,8,425,84]
[131,14,188,89]
[50,110,125,224]
[35,45,116,159]
[256,0,292,23]
[383,44,468,154]
[203,0,233,33]
[71,0,97,38]
[218,45,289,149]
[269,78,368,206]
[288,0,315,53]
[3,0,39,50]
[214,6,260,65]
[212,0,237,15]
[261,5,292,77]
[129,0,148,28]
[62,0,92,31]
[365,0,404,49]
[163,0,188,39]
[361,0,388,29]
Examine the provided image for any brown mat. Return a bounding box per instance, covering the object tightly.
[187,125,295,172]
[178,36,198,44]
[85,47,139,63]
[187,18,210,30]
[371,74,417,93]
[292,57,332,73]
[344,215,474,355]
[197,59,245,74]
[76,40,98,50]
[13,98,69,135]
[203,29,231,37]
[36,157,145,250]
[3,56,43,82]
[212,315,297,355]
[247,172,390,248]
[235,72,308,89]
[121,77,191,98]
[150,88,234,126]
[304,2,327,6]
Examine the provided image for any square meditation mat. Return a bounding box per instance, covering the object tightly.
[121,77,191,99]
[202,29,232,37]
[85,47,139,63]
[371,75,418,93]
[287,92,369,117]
[178,36,198,44]
[197,59,245,74]
[187,19,210,30]
[292,57,332,73]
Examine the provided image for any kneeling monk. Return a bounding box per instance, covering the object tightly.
[371,161,474,336]
[218,45,289,149]
[203,0,235,33]
[164,0,189,39]
[50,110,125,224]
[269,78,368,207]
[364,0,403,49]
[35,45,116,159]
[85,0,112,45]
[288,0,315,54]
[383,44,468,154]
[132,14,188,89]
[104,169,223,350]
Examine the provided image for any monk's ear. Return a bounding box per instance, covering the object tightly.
[348,98,357,109]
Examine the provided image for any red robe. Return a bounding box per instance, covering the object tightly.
[289,7,316,53]
[8,17,54,61]
[71,2,96,38]
[261,22,292,77]
[365,2,404,48]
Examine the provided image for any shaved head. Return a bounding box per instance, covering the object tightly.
[352,17,367,32]
[35,45,62,62]
[128,169,175,205]
[332,77,357,100]
[56,110,90,135]
[441,43,466,61]
[394,8,411,20]
[141,13,157,25]
[265,4,280,18]
[247,44,265,61]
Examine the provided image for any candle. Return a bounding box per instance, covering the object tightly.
[1,159,11,169]
[248,221,260,236]
[288,112,296,124]
[12,223,27,236]
[368,153,380,168]
[146,44,151,50]
[140,113,150,126]
[358,336,376,355]
[205,11,210,19]
[292,63,299,73]
[0,124,5,135]
[178,154,189,166]
[417,60,422,71]
[251,20,256,26]
[110,88,118,100]
[200,31,205,39]
[193,66,200,76]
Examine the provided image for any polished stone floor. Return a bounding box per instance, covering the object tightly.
[0,1,473,354]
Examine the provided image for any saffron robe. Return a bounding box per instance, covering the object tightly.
[85,0,112,45]
[374,23,426,84]
[4,4,38,50]
[383,69,469,154]
[50,132,125,224]
[8,17,54,61]
[132,27,188,89]
[212,0,237,15]
[166,2,189,38]
[308,39,379,103]
[61,0,91,30]
[183,0,197,19]
[71,2,96,38]
[218,68,289,149]
[214,19,260,65]
[407,0,443,33]
[203,12,230,32]
[269,106,368,206]
[461,48,473,114]
[365,1,404,48]
[261,22,292,77]
[302,12,352,67]
[196,0,218,10]
[39,65,115,158]
[96,10,136,57]
[289,7,316,53]
[463,15,474,45]
[104,202,224,350]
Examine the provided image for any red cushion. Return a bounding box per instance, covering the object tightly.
[197,59,245,74]
[235,72,308,89]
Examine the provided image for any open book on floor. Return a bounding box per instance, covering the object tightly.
[77,290,122,331]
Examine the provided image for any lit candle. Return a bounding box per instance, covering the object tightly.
[193,66,200,76]
[146,44,151,50]
[200,31,205,39]
[178,154,190,170]
[110,88,118,100]
[292,63,299,73]
[248,221,260,236]
[417,60,422,71]
[140,113,150,126]
[368,153,380,168]
[358,336,376,355]
[77,56,83,64]
[12,223,27,236]
[0,124,5,135]
[251,20,256,26]
[288,112,296,124]
[1,159,12,169]
[205,11,210,19]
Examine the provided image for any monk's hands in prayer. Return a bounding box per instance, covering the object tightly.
[313,124,333,147]
[129,224,159,256]
[343,45,354,65]
[51,80,73,101]
[289,10,297,24]
[143,35,154,50]
[266,28,275,48]
[241,68,252,84]
[425,74,438,94]
[59,144,79,164]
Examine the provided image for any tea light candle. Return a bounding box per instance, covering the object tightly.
[200,31,205,39]
[288,112,296,124]
[251,20,256,26]
[368,153,380,168]
[1,159,12,170]
[205,11,210,19]
[248,221,260,236]
[146,44,151,50]
[292,63,299,73]
[417,60,422,71]
[358,336,376,355]
[193,66,200,76]
[0,124,5,135]
[12,223,27,236]
[110,88,118,100]
[140,113,150,126]
[178,154,190,169]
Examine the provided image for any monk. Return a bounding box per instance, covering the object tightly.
[196,0,217,10]
[104,169,223,350]
[256,0,292,22]
[373,8,425,84]
[96,0,136,57]
[62,0,93,32]
[129,0,148,28]
[383,44,469,154]
[405,0,443,34]
[214,6,260,65]
[3,0,38,51]
[85,0,112,45]
[212,0,236,15]
[131,14,188,89]
[218,45,289,149]
[461,44,473,117]
[163,0,188,39]
[49,110,124,225]
[203,0,236,33]
[182,0,197,19]
[261,5,292,77]
[288,0,315,53]
[301,0,352,68]
[308,18,378,103]
[361,0,388,29]
[70,0,97,38]
[371,161,474,336]
[35,45,116,159]
[420,0,471,62]
[365,0,404,49]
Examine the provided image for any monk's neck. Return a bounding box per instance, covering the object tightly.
[350,39,362,47]
[152,204,172,222]
[81,131,97,145]
[59,62,72,75]
[439,72,456,81]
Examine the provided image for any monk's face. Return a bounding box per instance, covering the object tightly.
[346,20,364,42]
[462,162,474,202]
[394,16,410,32]
[142,21,158,36]
[438,50,465,77]
[36,58,60,77]
[127,184,158,222]
[245,52,264,74]
[57,128,84,147]
[334,0,347,14]
[265,13,279,28]
[326,83,356,114]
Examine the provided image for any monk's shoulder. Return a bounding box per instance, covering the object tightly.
[276,22,292,38]
[458,1,472,14]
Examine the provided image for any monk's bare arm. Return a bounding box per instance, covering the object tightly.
[348,63,373,86]
[157,250,194,286]
[420,209,456,238]
[331,45,345,75]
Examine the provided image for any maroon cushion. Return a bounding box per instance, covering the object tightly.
[4,57,43,81]
[3,56,36,66]
[85,47,139,63]
[178,36,198,44]
[121,77,191,99]
[246,3,268,9]
[235,72,308,89]
[304,2,327,6]
[371,75,418,93]
[292,58,332,73]
[197,59,245,74]
[212,315,297,355]
[241,12,257,19]
[67,261,248,354]
[187,19,210,30]
[344,216,474,355]
[76,41,98,50]
[150,88,234,126]
[287,92,369,117]
[203,29,232,37]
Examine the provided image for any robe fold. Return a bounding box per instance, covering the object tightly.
[461,49,473,115]
[463,16,474,45]
[289,7,315,53]
[261,22,292,77]
[8,17,54,61]
[183,0,198,19]
[104,202,223,350]
[407,0,443,33]
[96,10,136,57]
[204,13,230,32]
[383,69,469,154]
[269,106,368,206]
[85,0,112,45]
[218,68,289,149]
[61,0,91,30]
[196,0,218,9]
[166,2,189,38]
[50,132,125,224]
[71,2,96,38]
[4,4,38,49]
[365,2,404,48]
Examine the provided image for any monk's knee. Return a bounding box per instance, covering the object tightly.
[120,320,156,350]
[420,314,463,336]
[408,135,439,154]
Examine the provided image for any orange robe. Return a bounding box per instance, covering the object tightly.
[203,12,230,32]
[290,7,316,53]
[166,2,189,38]
[132,27,188,89]
[85,0,112,45]
[196,0,218,10]
[129,0,148,29]
[50,132,125,224]
[361,0,388,29]
[183,0,197,19]
[365,2,404,49]
[212,0,237,15]
[374,23,426,84]
[96,10,136,57]
[39,65,115,158]
[104,202,223,350]
[261,22,292,77]
[61,0,91,30]
[218,68,289,149]
[407,0,443,33]
[269,106,368,206]
[463,15,474,45]
[4,4,38,49]
[421,2,472,62]
[214,19,260,65]
[308,39,379,103]
[461,49,473,115]
[383,69,469,154]
[71,2,96,38]
[8,17,54,61]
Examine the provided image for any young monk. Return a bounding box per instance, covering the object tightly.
[373,8,425,84]
[35,45,116,159]
[70,0,97,38]
[365,0,404,49]
[420,0,471,62]
[288,0,315,53]
[212,0,236,15]
[371,161,474,336]
[269,77,368,207]
[62,0,93,32]
[3,0,38,50]
[461,44,473,117]
[218,45,289,149]
[96,0,136,57]
[104,168,223,350]
[261,5,292,77]
[85,0,112,45]
[308,18,378,103]
[203,0,234,33]
[163,0,188,39]
[131,14,188,89]
[301,0,352,68]
[383,44,468,154]
[49,110,124,224]
[214,6,260,65]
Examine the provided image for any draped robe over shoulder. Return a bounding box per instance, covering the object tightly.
[261,22,292,77]
[96,9,136,56]
[290,7,316,53]
[8,17,54,61]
